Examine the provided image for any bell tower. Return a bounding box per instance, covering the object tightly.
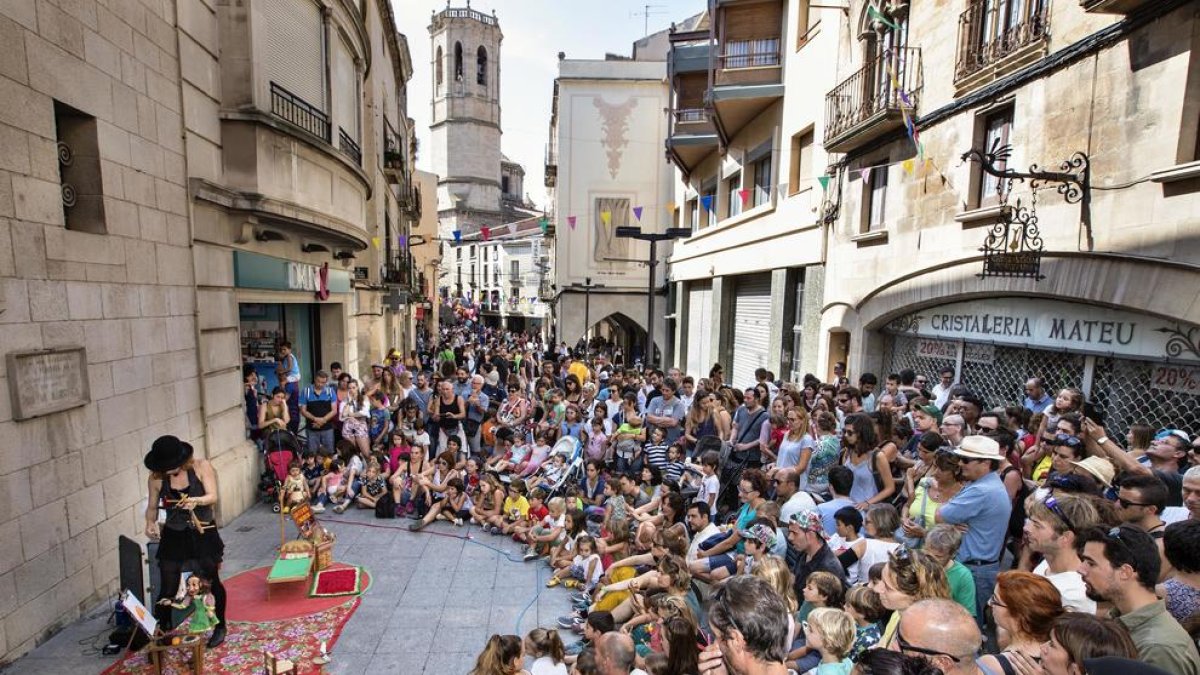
[429,4,503,240]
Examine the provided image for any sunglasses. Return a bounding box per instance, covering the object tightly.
[1117,497,1150,508]
[896,628,961,663]
[1044,496,1076,532]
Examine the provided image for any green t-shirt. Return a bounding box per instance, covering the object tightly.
[946,560,977,617]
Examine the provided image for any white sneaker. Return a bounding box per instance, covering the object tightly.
[454,518,464,527]
[311,503,326,513]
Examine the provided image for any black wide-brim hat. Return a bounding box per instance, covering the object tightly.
[144,435,194,473]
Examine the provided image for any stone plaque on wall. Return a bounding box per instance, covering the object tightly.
[6,347,90,421]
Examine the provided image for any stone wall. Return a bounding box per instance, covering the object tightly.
[0,0,201,661]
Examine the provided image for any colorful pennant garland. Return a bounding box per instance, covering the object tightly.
[567,216,577,229]
[600,211,611,226]
[701,195,713,212]
[398,234,407,248]
[632,206,643,221]
[817,175,830,191]
[506,222,517,235]
[738,188,749,205]
[453,230,462,244]
[867,4,898,30]
[481,227,491,241]
[371,236,380,250]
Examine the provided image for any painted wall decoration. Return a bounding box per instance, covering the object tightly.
[593,96,637,179]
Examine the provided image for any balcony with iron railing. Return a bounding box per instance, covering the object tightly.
[383,116,408,184]
[955,0,1049,89]
[383,255,413,288]
[1080,0,1150,14]
[823,47,922,153]
[270,82,330,142]
[338,127,362,166]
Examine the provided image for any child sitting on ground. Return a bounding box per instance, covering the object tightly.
[281,461,309,514]
[301,454,323,496]
[523,496,567,561]
[409,477,468,530]
[352,463,388,511]
[470,472,505,528]
[789,570,847,671]
[508,487,549,544]
[735,522,778,575]
[312,459,344,513]
[803,607,856,675]
[564,611,614,663]
[549,508,587,571]
[845,585,887,661]
[368,392,391,451]
[546,534,602,590]
[496,479,531,535]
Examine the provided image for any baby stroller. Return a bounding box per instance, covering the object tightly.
[260,430,300,512]
[545,436,584,499]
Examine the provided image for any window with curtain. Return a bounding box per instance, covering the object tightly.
[866,165,889,231]
[726,172,742,218]
[333,36,358,141]
[753,155,772,207]
[977,107,1013,206]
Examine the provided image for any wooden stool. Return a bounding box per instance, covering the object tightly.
[146,634,205,674]
[263,650,296,674]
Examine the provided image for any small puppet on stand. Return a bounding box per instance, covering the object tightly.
[157,574,219,637]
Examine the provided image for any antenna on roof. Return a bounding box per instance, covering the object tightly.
[631,4,668,37]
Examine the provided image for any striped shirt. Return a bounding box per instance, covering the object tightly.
[643,442,669,470]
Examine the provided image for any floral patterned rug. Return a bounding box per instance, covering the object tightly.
[102,596,359,674]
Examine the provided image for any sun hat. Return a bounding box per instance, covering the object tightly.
[788,510,828,540]
[740,523,779,551]
[952,435,1002,461]
[144,435,194,473]
[1071,455,1116,487]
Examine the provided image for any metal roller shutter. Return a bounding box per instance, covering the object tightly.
[687,281,712,379]
[263,0,326,107]
[731,274,772,390]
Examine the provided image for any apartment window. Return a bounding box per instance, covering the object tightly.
[789,130,814,195]
[510,259,520,283]
[752,154,772,207]
[796,0,820,50]
[865,164,889,231]
[470,263,476,287]
[701,187,716,228]
[688,198,699,229]
[477,46,488,86]
[54,101,106,233]
[726,171,742,219]
[470,244,476,259]
[977,107,1013,206]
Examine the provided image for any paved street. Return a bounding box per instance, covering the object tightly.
[4,506,573,674]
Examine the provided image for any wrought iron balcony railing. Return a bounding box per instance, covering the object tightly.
[383,116,405,173]
[270,82,330,142]
[824,47,922,148]
[955,0,1049,81]
[338,127,361,166]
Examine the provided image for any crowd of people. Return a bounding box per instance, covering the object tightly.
[244,324,1200,675]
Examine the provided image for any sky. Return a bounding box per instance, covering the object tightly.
[392,0,705,210]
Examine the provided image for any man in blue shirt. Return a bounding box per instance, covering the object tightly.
[938,435,1012,628]
[816,466,856,535]
[1023,377,1053,413]
[644,378,687,445]
[299,370,338,456]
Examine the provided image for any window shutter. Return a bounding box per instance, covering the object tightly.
[263,0,325,107]
[333,36,358,140]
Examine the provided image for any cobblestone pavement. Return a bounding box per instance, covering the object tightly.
[4,504,577,674]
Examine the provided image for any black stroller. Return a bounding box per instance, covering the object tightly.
[259,430,303,512]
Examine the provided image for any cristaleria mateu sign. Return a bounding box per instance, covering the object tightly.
[886,298,1200,363]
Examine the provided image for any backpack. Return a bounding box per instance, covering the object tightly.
[374,490,396,519]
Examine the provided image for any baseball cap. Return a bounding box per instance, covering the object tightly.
[739,523,779,551]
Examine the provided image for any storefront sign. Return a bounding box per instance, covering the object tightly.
[916,339,957,360]
[885,299,1200,363]
[6,347,90,420]
[234,251,351,296]
[1151,365,1200,396]
[964,343,995,364]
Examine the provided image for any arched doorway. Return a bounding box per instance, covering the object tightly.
[588,312,647,367]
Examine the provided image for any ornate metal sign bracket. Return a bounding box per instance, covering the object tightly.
[962,141,1093,280]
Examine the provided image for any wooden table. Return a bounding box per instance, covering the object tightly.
[147,634,204,674]
[266,555,313,600]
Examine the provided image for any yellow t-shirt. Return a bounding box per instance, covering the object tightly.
[503,495,530,520]
[568,361,590,385]
[1032,454,1053,483]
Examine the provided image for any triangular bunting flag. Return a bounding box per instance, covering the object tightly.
[371,236,380,250]
[453,230,462,244]
[481,227,490,241]
[738,188,749,205]
[902,159,915,175]
[600,211,611,226]
[817,175,830,191]
[701,195,713,212]
[539,220,548,234]
[507,222,517,235]
[398,234,407,248]
[666,201,676,213]
[568,216,577,229]
[859,167,872,183]
[867,4,899,30]
[633,206,643,221]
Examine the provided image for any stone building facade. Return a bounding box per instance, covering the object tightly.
[818,0,1200,437]
[664,0,1200,434]
[0,0,417,661]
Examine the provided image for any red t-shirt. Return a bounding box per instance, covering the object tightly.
[527,505,549,524]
